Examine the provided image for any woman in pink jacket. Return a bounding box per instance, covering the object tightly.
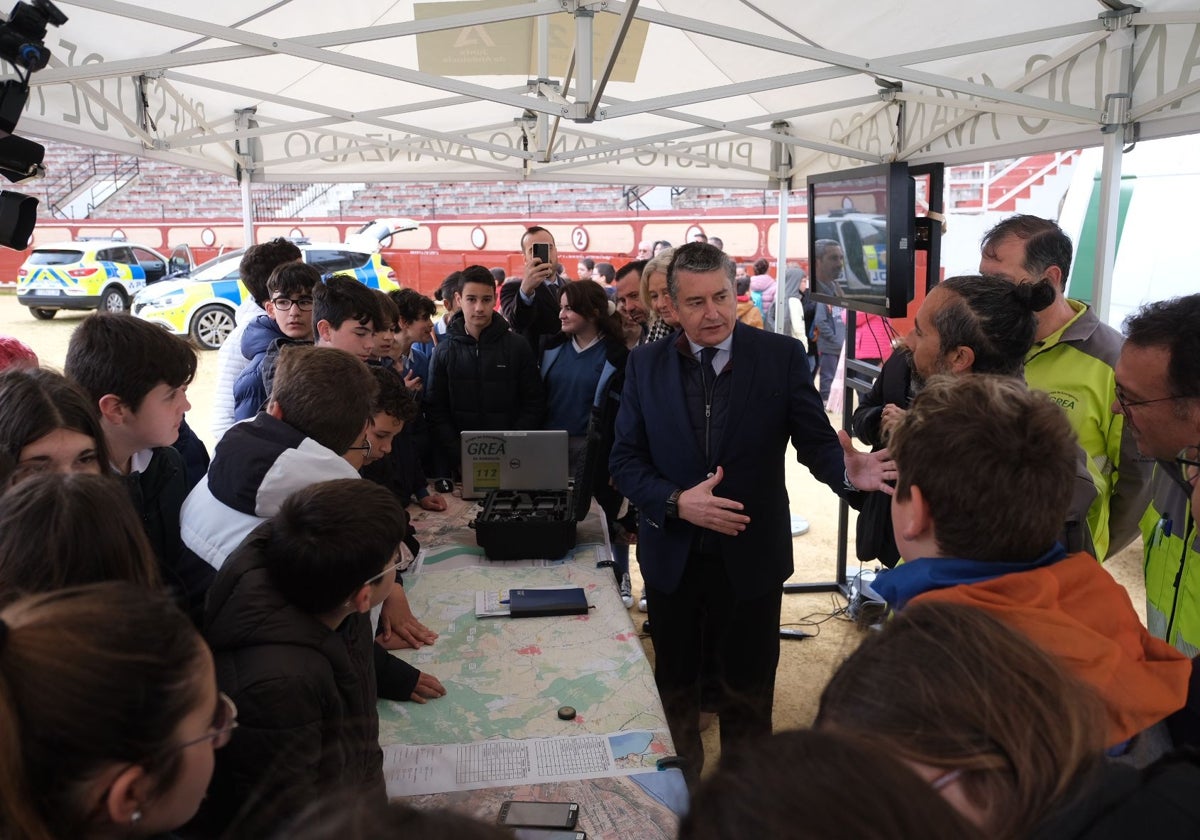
[748,258,775,314]
[854,311,894,367]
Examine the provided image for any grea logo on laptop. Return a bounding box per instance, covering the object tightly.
[465,436,506,457]
[461,430,568,500]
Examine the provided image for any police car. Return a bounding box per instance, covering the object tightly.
[812,212,889,292]
[132,241,401,350]
[16,238,172,320]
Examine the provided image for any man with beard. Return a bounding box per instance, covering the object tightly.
[867,274,1097,557]
[902,276,1051,385]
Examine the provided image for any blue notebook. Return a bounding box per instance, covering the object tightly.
[508,587,589,618]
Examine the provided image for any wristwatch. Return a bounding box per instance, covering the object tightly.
[843,468,858,492]
[665,489,682,519]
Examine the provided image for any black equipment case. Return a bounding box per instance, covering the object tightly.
[474,490,580,560]
[473,427,600,561]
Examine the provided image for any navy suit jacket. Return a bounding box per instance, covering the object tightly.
[610,322,848,600]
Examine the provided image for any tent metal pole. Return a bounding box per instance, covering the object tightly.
[774,180,788,333]
[770,121,792,333]
[1092,129,1123,324]
[575,9,594,116]
[234,107,257,248]
[240,172,253,248]
[537,15,550,154]
[1092,19,1135,325]
[776,124,845,602]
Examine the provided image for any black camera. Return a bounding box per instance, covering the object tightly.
[0,0,67,72]
[0,0,66,249]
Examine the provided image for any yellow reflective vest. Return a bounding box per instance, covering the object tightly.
[1142,464,1200,657]
[1024,299,1153,561]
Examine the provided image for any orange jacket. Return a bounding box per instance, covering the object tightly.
[736,298,764,329]
[913,552,1192,746]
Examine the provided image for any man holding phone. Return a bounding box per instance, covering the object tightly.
[501,225,566,351]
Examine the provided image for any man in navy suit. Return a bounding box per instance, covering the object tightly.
[610,242,894,783]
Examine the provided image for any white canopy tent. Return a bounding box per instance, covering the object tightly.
[14,0,1200,317]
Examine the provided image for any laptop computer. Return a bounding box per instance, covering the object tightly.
[460,430,570,500]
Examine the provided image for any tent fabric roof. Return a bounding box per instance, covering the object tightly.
[17,1,1200,186]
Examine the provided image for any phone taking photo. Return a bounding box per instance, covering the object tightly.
[532,242,550,265]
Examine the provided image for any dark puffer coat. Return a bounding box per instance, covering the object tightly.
[195,524,406,836]
[425,310,546,466]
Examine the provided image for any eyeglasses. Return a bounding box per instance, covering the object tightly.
[169,692,238,754]
[930,768,963,791]
[364,558,402,587]
[1114,384,1188,413]
[1179,445,1200,487]
[346,437,373,459]
[271,296,314,311]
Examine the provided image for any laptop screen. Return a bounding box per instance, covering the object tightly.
[460,430,569,499]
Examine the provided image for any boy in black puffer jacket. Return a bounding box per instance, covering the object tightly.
[195,479,443,837]
[425,265,546,473]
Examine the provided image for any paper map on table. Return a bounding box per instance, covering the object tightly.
[379,565,666,767]
[382,729,672,796]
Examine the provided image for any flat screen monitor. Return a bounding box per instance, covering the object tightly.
[807,162,915,317]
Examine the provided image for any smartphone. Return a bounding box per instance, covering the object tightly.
[513,830,586,840]
[497,801,579,829]
[532,242,550,265]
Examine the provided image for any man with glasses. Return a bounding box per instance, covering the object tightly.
[1112,296,1200,675]
[196,479,444,835]
[980,215,1152,561]
[1182,446,1200,492]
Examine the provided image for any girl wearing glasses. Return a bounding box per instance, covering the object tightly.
[0,583,232,838]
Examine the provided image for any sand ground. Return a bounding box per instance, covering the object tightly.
[4,292,1148,773]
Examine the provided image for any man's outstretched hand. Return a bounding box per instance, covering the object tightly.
[839,430,897,494]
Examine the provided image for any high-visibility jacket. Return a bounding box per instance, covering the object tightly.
[1024,299,1153,560]
[1142,463,1200,658]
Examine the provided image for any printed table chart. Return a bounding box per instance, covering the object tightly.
[382,492,687,839]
